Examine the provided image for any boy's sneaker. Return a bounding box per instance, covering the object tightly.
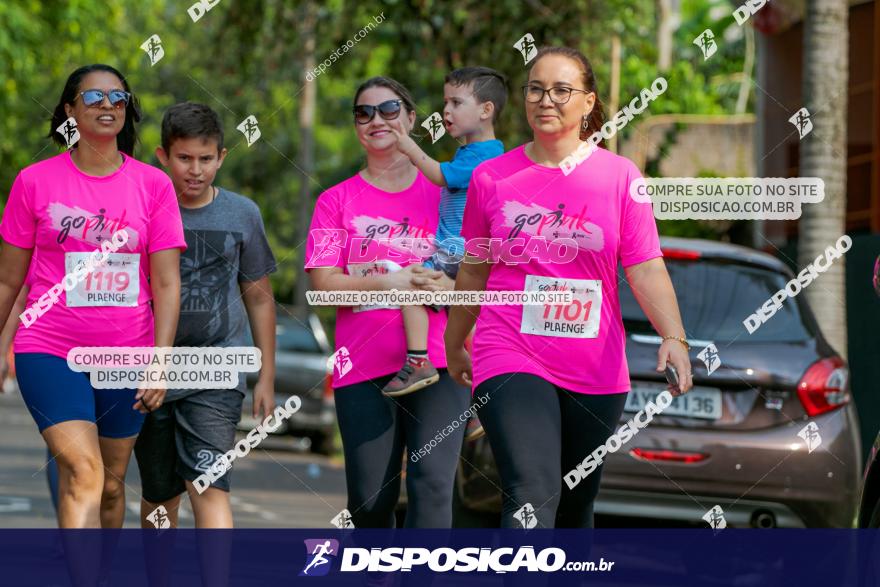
[464,415,486,442]
[382,357,439,397]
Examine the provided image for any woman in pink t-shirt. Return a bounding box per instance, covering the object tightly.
[446,47,694,528]
[305,77,471,528]
[0,65,185,531]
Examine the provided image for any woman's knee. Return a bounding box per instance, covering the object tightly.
[58,454,103,494]
[102,475,126,504]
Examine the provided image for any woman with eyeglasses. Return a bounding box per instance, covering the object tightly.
[305,77,470,527]
[0,64,186,530]
[445,46,694,528]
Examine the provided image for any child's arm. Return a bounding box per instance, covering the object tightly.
[242,276,276,422]
[388,118,446,187]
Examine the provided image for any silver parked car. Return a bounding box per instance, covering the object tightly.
[239,310,337,454]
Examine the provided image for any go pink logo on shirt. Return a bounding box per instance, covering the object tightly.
[351,214,435,244]
[48,202,137,249]
[502,201,604,252]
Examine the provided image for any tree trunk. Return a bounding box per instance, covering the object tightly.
[656,0,674,71]
[798,0,849,358]
[294,0,317,311]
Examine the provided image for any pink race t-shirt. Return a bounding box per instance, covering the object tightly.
[460,144,662,394]
[0,151,187,359]
[304,171,447,388]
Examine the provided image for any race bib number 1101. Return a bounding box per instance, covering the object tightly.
[520,275,601,338]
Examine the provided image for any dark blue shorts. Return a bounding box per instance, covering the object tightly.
[15,352,145,438]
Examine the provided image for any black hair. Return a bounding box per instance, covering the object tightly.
[531,47,606,143]
[48,64,141,156]
[353,77,417,116]
[445,66,508,123]
[161,102,225,153]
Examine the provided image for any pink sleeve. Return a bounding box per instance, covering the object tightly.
[147,176,187,254]
[460,164,493,261]
[0,173,37,249]
[619,163,662,267]
[304,189,346,270]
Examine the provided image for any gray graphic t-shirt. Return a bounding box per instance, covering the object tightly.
[166,188,276,401]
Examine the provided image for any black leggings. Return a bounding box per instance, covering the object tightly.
[335,369,471,528]
[474,373,628,529]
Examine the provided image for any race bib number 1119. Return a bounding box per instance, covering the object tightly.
[65,252,139,307]
[520,275,601,338]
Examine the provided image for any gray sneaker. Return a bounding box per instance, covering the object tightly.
[382,357,439,397]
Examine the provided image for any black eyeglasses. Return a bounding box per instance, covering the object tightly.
[522,84,592,104]
[353,99,403,124]
[76,89,131,108]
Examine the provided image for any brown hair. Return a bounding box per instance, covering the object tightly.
[445,66,508,123]
[353,76,417,117]
[530,46,605,143]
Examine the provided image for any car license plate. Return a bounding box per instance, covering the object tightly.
[624,384,722,420]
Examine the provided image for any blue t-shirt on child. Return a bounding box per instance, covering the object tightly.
[432,139,504,259]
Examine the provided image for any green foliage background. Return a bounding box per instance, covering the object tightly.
[0,0,747,302]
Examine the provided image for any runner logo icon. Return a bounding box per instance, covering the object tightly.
[789,107,813,139]
[331,508,355,529]
[422,112,445,143]
[697,343,721,375]
[300,539,339,577]
[513,503,537,529]
[309,228,348,267]
[514,33,537,65]
[703,505,727,532]
[798,421,822,453]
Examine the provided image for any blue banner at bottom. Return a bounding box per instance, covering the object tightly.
[1,529,878,586]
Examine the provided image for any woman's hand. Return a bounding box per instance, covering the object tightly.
[410,265,453,291]
[445,342,473,388]
[381,264,424,290]
[134,387,167,414]
[656,340,693,396]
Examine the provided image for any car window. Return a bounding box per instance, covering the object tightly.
[276,320,322,353]
[618,260,813,342]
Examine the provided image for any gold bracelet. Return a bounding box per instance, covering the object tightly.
[661,335,690,351]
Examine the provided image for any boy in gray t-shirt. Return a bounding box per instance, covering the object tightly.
[134,102,277,529]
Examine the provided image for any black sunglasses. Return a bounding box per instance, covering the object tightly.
[353,99,403,124]
[76,89,131,108]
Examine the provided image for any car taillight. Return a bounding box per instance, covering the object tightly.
[323,373,334,402]
[797,356,849,417]
[661,248,701,260]
[630,448,708,463]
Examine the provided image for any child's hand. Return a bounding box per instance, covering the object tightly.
[387,117,418,158]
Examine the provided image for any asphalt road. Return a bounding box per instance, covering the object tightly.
[0,386,348,529]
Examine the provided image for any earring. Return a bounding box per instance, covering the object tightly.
[579,112,591,141]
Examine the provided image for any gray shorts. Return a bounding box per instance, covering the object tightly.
[134,389,243,502]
